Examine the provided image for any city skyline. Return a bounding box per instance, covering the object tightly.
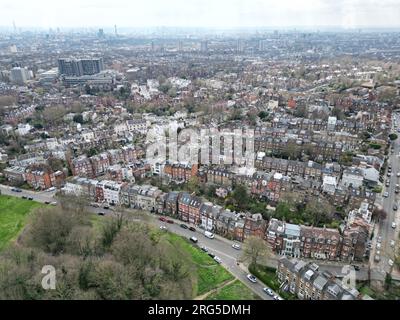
[1,0,400,29]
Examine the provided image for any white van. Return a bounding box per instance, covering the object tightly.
[204,231,214,239]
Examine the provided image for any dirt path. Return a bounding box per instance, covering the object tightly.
[194,278,238,300]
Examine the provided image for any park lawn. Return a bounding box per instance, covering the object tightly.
[205,279,261,300]
[0,195,43,251]
[165,232,234,296]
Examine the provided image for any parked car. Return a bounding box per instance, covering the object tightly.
[246,274,257,283]
[97,212,105,216]
[208,252,215,258]
[263,287,274,296]
[180,223,188,229]
[388,259,394,267]
[11,188,22,192]
[390,240,395,247]
[392,222,397,228]
[160,225,167,231]
[213,256,222,264]
[159,217,167,222]
[273,295,282,300]
[374,255,381,262]
[204,231,214,239]
[393,204,398,211]
[22,196,27,199]
[383,192,389,197]
[189,236,198,243]
[50,202,57,206]
[103,205,110,210]
[166,219,174,224]
[189,226,196,232]
[232,243,241,250]
[351,265,360,271]
[201,246,208,252]
[377,236,382,243]
[28,197,33,200]
[44,201,50,204]
[376,243,381,249]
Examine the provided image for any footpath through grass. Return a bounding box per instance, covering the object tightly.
[205,279,261,300]
[0,195,42,251]
[165,232,234,296]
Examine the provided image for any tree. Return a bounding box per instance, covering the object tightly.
[187,176,200,194]
[73,114,84,124]
[389,133,398,141]
[241,236,271,266]
[232,184,250,211]
[281,141,300,159]
[258,111,269,120]
[372,207,387,222]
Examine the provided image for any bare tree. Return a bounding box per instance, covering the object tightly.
[241,236,271,266]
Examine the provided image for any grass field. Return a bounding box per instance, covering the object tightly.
[165,232,234,296]
[0,195,42,251]
[205,279,261,300]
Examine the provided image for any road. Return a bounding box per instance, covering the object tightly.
[370,113,400,281]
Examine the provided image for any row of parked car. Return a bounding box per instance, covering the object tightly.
[246,274,283,300]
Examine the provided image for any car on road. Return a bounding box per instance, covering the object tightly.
[180,223,188,229]
[28,197,33,200]
[388,259,394,267]
[166,219,174,224]
[213,256,222,264]
[390,240,395,247]
[386,181,390,187]
[263,287,274,296]
[397,172,400,177]
[50,202,57,206]
[103,205,110,210]
[190,236,198,243]
[246,274,257,283]
[394,204,398,211]
[387,172,392,177]
[392,222,397,228]
[383,192,389,197]
[374,255,381,262]
[45,201,50,204]
[159,217,167,222]
[208,252,215,258]
[376,243,381,249]
[11,188,22,192]
[204,231,214,239]
[189,226,196,232]
[201,246,208,252]
[377,236,382,243]
[97,212,105,216]
[232,243,241,250]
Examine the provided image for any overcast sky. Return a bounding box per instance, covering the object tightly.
[1,0,399,29]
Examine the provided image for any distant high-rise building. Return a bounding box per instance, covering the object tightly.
[258,39,265,51]
[58,58,104,76]
[114,25,118,36]
[236,39,245,53]
[178,40,183,52]
[151,41,155,51]
[10,67,29,85]
[200,40,208,52]
[98,28,105,38]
